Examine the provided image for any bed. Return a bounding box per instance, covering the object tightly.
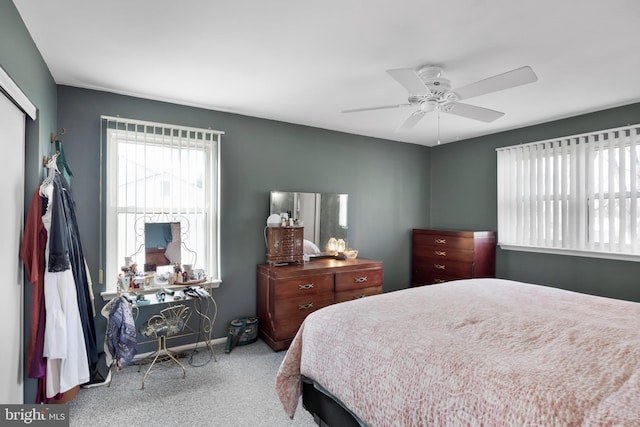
[276,278,640,426]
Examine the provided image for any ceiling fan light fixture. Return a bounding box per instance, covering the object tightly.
[420,100,437,112]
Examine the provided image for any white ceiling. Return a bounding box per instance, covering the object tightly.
[13,0,640,146]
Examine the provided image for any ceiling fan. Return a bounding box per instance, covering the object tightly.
[341,65,538,132]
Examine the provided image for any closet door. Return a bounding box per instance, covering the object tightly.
[0,91,25,404]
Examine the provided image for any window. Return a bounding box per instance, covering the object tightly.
[497,124,640,261]
[100,116,223,292]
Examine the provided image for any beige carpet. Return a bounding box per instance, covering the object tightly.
[67,339,316,426]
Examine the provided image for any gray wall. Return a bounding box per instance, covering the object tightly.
[1,0,58,404]
[430,102,640,302]
[56,85,432,345]
[0,3,57,197]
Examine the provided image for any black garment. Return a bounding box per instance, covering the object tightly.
[46,181,71,272]
[48,174,98,366]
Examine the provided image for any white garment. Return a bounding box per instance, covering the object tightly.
[41,181,90,397]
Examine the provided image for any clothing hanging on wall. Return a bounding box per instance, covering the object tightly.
[40,159,90,398]
[49,166,98,366]
[53,139,73,184]
[20,148,98,402]
[19,189,48,393]
[22,158,60,402]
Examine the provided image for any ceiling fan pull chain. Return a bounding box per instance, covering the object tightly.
[437,106,441,145]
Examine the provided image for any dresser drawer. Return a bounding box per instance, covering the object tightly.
[414,259,473,278]
[413,248,474,264]
[273,292,334,322]
[273,293,334,339]
[274,274,333,299]
[335,286,382,304]
[335,268,384,292]
[413,233,475,250]
[412,270,469,286]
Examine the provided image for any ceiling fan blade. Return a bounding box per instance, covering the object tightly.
[453,66,537,100]
[340,103,413,113]
[444,102,505,122]
[395,111,426,132]
[386,68,431,95]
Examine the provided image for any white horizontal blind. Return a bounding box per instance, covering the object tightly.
[101,116,223,290]
[497,124,640,258]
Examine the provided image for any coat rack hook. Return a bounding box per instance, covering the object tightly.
[50,128,66,143]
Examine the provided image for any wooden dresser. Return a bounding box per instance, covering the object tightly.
[411,229,496,286]
[257,258,383,351]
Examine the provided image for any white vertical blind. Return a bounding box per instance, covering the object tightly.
[631,128,639,254]
[101,116,223,290]
[497,123,640,259]
[607,131,616,250]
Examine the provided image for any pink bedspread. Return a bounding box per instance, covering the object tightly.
[276,278,640,426]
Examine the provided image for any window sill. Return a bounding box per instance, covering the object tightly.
[499,243,640,262]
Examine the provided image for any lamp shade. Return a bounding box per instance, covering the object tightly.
[266,214,281,227]
[327,237,338,254]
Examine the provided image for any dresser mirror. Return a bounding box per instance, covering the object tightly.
[270,191,348,254]
[144,221,182,267]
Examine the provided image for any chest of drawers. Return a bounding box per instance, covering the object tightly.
[257,258,383,351]
[411,229,496,286]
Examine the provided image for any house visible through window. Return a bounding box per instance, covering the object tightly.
[497,123,639,261]
[100,116,223,292]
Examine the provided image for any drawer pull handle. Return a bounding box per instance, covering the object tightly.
[434,264,446,270]
[435,250,446,256]
[298,303,314,310]
[298,283,314,290]
[354,276,368,283]
[353,294,366,299]
[434,279,446,283]
[435,238,446,244]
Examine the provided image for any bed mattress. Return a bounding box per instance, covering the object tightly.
[276,278,640,426]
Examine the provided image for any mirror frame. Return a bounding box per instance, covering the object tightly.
[129,214,195,270]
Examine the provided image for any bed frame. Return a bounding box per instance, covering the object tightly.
[301,376,363,427]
